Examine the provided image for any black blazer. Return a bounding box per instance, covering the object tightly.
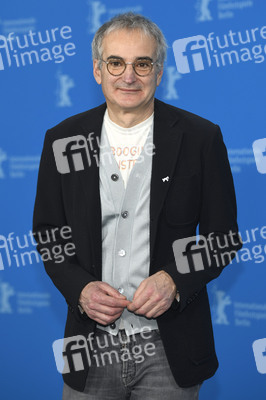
[33,99,242,391]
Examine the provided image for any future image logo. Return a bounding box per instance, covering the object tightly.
[173,26,266,74]
[252,138,266,174]
[53,328,156,374]
[172,231,242,274]
[172,235,212,274]
[0,35,12,70]
[52,132,154,173]
[53,335,91,373]
[53,135,93,174]
[252,338,266,374]
[173,35,211,73]
[0,26,76,71]
[0,226,76,270]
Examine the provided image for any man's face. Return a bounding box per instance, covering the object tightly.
[93,29,163,112]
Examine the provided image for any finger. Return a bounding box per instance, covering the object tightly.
[145,303,167,318]
[88,286,130,308]
[86,308,122,325]
[131,280,147,301]
[133,299,155,315]
[87,302,125,316]
[85,303,123,320]
[100,282,128,299]
[82,282,127,302]
[151,308,167,318]
[96,294,131,308]
[144,297,173,318]
[127,291,150,312]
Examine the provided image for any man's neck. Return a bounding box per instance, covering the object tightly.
[106,100,154,128]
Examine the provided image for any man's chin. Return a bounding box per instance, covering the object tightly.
[115,97,145,110]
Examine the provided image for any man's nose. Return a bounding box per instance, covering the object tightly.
[122,64,137,83]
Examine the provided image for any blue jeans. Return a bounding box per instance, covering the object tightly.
[62,328,202,400]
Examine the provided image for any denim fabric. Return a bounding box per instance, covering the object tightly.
[62,328,202,400]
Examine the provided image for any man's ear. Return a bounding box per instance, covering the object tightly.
[156,68,163,87]
[93,59,102,84]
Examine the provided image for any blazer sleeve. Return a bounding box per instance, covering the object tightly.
[163,125,242,313]
[32,130,97,321]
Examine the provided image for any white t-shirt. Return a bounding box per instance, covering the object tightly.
[103,110,154,187]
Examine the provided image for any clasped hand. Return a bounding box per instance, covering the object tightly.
[79,271,177,325]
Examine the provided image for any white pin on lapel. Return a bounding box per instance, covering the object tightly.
[162,176,169,182]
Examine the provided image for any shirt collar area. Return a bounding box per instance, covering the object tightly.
[104,109,154,135]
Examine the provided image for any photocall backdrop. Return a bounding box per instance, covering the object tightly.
[0,1,265,399]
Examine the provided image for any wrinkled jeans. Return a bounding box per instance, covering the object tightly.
[62,327,202,400]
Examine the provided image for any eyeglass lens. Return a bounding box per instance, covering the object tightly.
[107,58,153,76]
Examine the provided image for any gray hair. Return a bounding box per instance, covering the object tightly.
[91,12,168,69]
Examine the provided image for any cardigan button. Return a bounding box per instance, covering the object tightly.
[111,173,119,181]
[121,211,129,218]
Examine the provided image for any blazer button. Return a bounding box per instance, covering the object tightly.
[111,174,119,181]
[110,323,116,329]
[121,211,129,218]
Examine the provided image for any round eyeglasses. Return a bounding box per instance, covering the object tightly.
[100,57,158,77]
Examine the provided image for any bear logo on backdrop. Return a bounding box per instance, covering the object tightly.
[87,1,107,34]
[163,66,182,100]
[0,279,15,313]
[195,0,255,22]
[196,0,213,22]
[55,69,75,108]
[211,286,231,325]
[0,148,40,179]
[0,148,7,178]
[210,283,266,328]
[0,277,51,315]
[86,1,143,34]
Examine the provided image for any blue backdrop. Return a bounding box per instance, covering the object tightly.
[0,1,265,399]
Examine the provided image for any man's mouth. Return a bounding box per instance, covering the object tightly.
[117,87,141,92]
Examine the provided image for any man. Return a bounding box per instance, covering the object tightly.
[33,12,242,400]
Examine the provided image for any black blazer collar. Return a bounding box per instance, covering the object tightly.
[149,99,184,257]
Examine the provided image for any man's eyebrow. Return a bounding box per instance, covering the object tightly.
[106,56,153,61]
[106,55,123,60]
[135,57,153,61]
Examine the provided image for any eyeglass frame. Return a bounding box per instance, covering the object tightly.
[99,56,160,77]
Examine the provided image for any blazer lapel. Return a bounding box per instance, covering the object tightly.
[150,99,184,261]
[77,103,107,275]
